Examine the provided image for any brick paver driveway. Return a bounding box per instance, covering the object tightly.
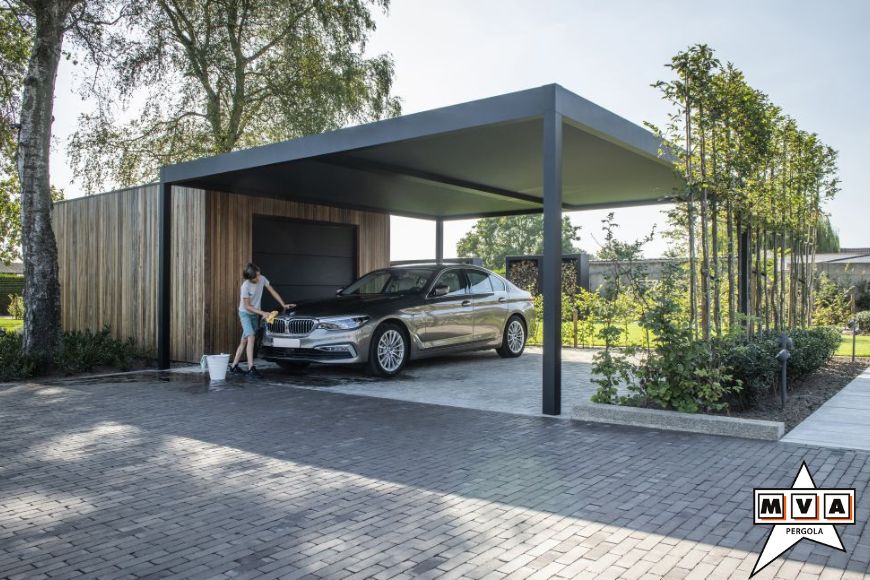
[1,373,868,579]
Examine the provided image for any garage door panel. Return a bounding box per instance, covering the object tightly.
[254,254,355,286]
[252,216,357,311]
[269,284,343,303]
[252,218,355,257]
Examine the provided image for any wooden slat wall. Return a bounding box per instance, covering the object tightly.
[54,185,207,362]
[204,190,390,354]
[55,187,389,362]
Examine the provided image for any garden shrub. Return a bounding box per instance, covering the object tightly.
[0,326,144,381]
[7,294,23,319]
[58,327,140,374]
[716,326,842,409]
[0,332,37,381]
[813,274,852,327]
[855,310,870,334]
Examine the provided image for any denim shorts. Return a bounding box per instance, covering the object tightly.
[239,310,260,339]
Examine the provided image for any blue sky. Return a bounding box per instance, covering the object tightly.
[50,0,870,259]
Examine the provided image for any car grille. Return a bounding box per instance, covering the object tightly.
[268,318,315,335]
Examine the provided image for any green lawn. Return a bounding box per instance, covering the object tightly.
[837,334,870,358]
[531,322,870,358]
[0,317,22,333]
[530,321,649,348]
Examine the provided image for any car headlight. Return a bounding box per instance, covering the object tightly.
[316,316,369,331]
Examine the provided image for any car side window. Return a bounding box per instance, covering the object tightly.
[434,270,466,297]
[467,270,493,294]
[488,274,506,292]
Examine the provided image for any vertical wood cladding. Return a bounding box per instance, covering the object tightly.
[54,186,390,362]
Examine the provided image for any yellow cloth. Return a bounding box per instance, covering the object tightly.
[264,311,279,324]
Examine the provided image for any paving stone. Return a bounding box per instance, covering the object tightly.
[0,369,867,580]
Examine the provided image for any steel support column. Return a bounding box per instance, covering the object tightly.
[157,181,172,369]
[542,112,563,415]
[435,218,444,264]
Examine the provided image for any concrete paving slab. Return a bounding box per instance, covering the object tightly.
[277,346,599,417]
[179,346,602,417]
[781,366,870,450]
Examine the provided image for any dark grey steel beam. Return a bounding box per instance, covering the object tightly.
[435,218,444,264]
[319,156,543,206]
[157,181,172,369]
[542,110,563,416]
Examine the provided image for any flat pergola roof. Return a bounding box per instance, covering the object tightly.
[157,84,682,415]
[161,84,680,219]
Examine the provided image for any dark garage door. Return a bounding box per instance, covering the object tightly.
[252,216,357,308]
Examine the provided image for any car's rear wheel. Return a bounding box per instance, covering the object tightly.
[497,315,526,358]
[276,361,310,373]
[368,322,408,377]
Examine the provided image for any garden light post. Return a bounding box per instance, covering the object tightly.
[776,332,794,410]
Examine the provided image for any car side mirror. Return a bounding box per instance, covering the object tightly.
[431,284,449,297]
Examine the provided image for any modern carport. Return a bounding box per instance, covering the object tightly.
[156,83,679,415]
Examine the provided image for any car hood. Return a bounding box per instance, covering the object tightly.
[279,294,413,318]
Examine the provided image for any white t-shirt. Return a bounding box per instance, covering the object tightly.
[239,275,269,311]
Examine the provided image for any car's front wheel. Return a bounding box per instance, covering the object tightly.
[368,322,408,377]
[496,315,526,358]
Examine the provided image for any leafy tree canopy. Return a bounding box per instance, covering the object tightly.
[0,5,30,263]
[457,215,579,270]
[69,0,401,192]
[815,213,839,253]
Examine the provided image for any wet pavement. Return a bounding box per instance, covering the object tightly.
[166,346,599,417]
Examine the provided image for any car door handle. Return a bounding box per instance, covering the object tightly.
[498,297,507,303]
[461,300,471,307]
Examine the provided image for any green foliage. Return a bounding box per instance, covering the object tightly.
[458,215,579,271]
[856,311,870,335]
[7,293,22,318]
[651,45,839,335]
[590,215,645,404]
[813,274,852,327]
[0,6,31,263]
[855,281,870,311]
[58,327,141,375]
[0,332,36,381]
[717,327,841,408]
[0,325,145,381]
[69,0,401,192]
[815,215,840,253]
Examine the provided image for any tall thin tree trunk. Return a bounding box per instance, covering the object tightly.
[711,194,721,336]
[698,105,711,342]
[727,201,736,330]
[763,228,770,330]
[770,230,782,331]
[17,1,74,364]
[684,71,697,336]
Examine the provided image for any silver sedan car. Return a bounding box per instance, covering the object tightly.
[260,264,536,376]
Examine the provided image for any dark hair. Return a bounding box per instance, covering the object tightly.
[243,262,260,280]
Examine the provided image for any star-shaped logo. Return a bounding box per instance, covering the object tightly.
[751,462,855,577]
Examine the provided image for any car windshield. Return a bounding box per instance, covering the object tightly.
[340,268,433,296]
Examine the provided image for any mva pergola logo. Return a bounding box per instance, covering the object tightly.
[751,462,856,577]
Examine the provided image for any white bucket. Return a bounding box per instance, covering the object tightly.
[202,354,230,381]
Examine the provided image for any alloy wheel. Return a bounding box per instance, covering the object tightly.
[377,329,405,372]
[507,319,525,353]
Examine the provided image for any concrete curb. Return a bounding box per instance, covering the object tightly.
[572,403,784,441]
